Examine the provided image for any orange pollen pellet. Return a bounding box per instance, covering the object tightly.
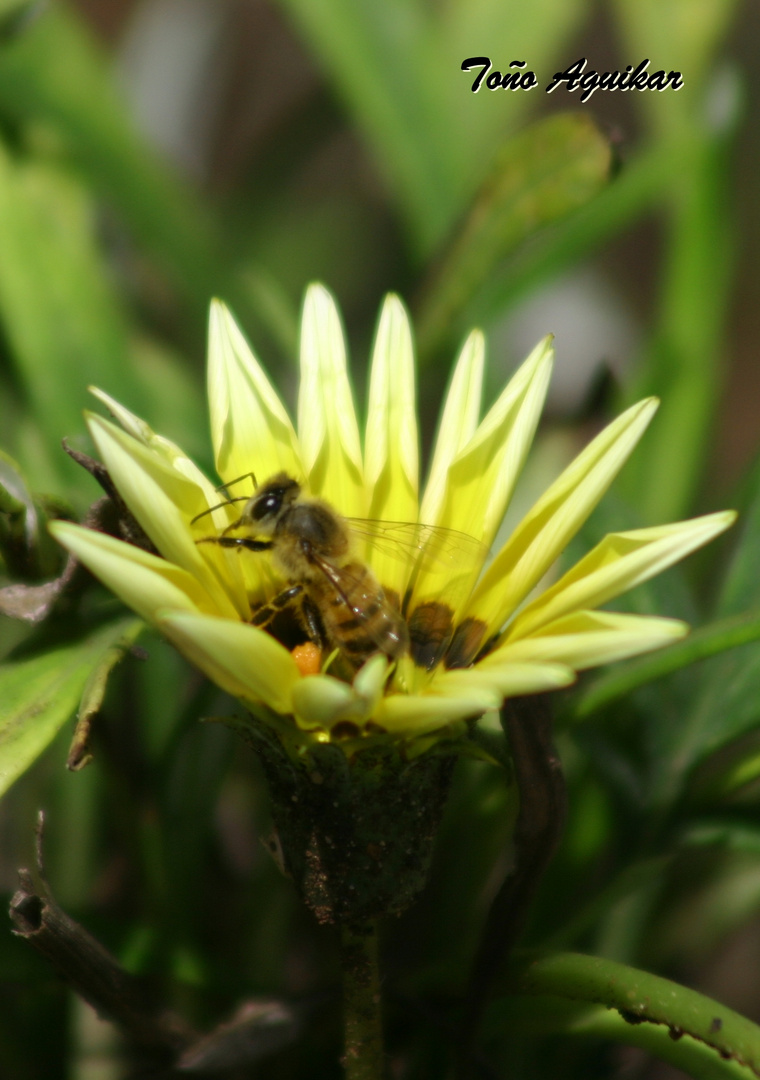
[292,642,322,676]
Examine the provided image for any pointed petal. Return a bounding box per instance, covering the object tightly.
[467,398,660,634]
[158,611,300,715]
[430,335,553,542]
[90,386,229,517]
[352,653,390,712]
[484,610,687,670]
[365,295,418,516]
[49,522,219,622]
[409,336,553,623]
[207,300,302,486]
[292,674,355,727]
[297,284,364,515]
[291,655,389,730]
[506,511,737,642]
[433,662,575,699]
[374,686,501,736]
[420,329,484,526]
[364,295,419,593]
[87,415,245,619]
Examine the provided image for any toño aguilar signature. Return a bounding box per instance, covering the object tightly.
[462,57,683,102]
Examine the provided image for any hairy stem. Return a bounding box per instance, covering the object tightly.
[341,921,385,1080]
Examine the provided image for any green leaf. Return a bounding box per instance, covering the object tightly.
[613,0,740,133]
[415,112,612,359]
[276,0,591,252]
[571,609,760,720]
[457,129,703,333]
[505,951,760,1079]
[67,618,144,770]
[0,4,296,349]
[0,5,214,300]
[682,822,760,856]
[0,150,140,489]
[0,616,142,797]
[488,995,752,1080]
[640,467,760,804]
[619,132,736,522]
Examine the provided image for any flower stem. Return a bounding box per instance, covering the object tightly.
[341,921,384,1080]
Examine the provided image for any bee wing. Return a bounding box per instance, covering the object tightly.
[308,551,408,657]
[346,519,488,573]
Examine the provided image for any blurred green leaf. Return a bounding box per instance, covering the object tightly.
[0,615,140,797]
[276,0,591,252]
[717,469,760,620]
[129,337,209,469]
[415,112,612,359]
[613,0,740,134]
[0,0,42,43]
[0,3,296,350]
[460,129,702,331]
[683,822,760,856]
[642,468,760,805]
[0,150,140,489]
[708,746,760,798]
[276,0,451,252]
[0,4,215,302]
[620,130,736,522]
[572,609,760,720]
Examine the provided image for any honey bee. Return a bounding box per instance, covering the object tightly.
[192,472,487,671]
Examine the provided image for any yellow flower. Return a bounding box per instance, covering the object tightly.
[50,285,734,753]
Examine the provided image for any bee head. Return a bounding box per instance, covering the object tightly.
[243,472,301,533]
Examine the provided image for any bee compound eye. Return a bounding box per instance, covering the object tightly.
[252,492,281,520]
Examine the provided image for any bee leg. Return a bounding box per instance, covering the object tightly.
[299,595,328,651]
[206,536,274,550]
[251,584,304,628]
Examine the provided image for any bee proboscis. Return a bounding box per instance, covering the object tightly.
[193,472,486,671]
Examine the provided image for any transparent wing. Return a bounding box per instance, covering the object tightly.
[309,552,407,657]
[346,519,488,574]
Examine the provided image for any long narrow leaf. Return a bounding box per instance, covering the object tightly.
[0,616,142,797]
[572,609,760,719]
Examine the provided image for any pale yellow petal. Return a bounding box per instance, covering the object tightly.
[431,335,553,542]
[467,398,660,634]
[87,414,245,619]
[364,295,418,515]
[90,386,238,533]
[506,511,736,641]
[297,284,364,515]
[363,295,419,592]
[483,610,687,670]
[433,662,576,699]
[207,300,303,487]
[50,522,220,622]
[409,336,553,623]
[374,687,500,736]
[420,330,484,526]
[292,655,390,729]
[352,653,390,712]
[158,611,300,715]
[292,675,356,727]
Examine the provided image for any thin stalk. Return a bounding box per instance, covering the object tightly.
[341,921,384,1080]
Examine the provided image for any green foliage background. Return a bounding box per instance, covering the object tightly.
[1,0,760,1076]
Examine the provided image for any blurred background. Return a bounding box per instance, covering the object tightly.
[1,0,759,1077]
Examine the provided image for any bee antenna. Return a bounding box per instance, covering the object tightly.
[216,471,258,497]
[190,496,249,526]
